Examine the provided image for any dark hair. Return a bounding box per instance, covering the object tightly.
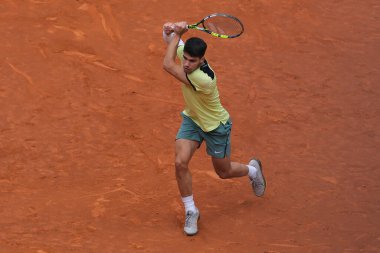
[184,37,207,58]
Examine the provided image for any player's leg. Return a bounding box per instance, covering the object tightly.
[204,120,248,178]
[211,156,249,179]
[175,139,198,198]
[204,120,266,196]
[212,156,266,197]
[175,113,202,235]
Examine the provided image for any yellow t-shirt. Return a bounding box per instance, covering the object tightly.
[177,45,229,132]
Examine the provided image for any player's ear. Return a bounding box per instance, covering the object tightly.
[200,56,205,63]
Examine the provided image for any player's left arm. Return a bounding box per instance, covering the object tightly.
[163,22,190,86]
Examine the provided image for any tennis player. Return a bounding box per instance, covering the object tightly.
[162,21,266,236]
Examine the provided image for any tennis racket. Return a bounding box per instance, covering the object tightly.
[187,13,244,39]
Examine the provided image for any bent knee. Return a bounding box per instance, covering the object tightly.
[215,170,230,179]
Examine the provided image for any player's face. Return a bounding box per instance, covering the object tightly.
[183,52,203,74]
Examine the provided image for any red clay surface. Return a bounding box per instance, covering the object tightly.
[1,0,379,252]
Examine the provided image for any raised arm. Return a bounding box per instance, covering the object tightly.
[162,21,190,85]
[162,22,185,45]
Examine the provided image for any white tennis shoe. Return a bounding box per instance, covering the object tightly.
[249,158,266,197]
[184,208,200,236]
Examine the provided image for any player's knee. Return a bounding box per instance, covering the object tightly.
[175,159,189,174]
[215,169,230,179]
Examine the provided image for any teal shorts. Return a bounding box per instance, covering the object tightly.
[176,112,232,158]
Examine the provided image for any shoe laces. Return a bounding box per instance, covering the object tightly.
[252,169,263,184]
[253,176,264,186]
[185,211,197,227]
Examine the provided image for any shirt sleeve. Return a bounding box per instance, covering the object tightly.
[177,45,184,62]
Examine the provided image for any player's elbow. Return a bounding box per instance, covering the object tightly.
[163,59,174,72]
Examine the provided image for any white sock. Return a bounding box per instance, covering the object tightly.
[247,165,257,179]
[182,195,196,213]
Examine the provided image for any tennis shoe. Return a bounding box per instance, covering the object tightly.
[249,158,266,197]
[184,208,200,236]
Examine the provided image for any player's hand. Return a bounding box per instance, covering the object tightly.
[173,21,188,36]
[163,22,174,35]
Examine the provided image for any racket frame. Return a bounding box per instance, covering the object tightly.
[187,13,244,39]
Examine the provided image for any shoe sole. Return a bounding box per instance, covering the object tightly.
[251,158,266,196]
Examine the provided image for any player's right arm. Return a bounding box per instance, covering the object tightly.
[162,22,185,45]
[163,22,190,85]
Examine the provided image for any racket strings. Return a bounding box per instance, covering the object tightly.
[203,16,243,36]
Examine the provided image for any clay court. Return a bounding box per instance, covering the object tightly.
[1,0,379,252]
